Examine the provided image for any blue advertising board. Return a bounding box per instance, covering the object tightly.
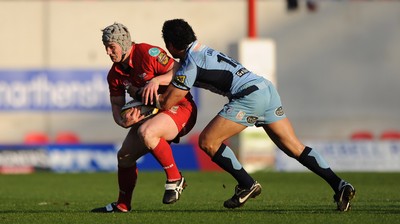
[0,143,201,173]
[0,69,110,111]
[47,144,118,172]
[136,144,199,171]
[0,69,200,111]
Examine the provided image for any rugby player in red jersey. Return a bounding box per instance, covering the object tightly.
[91,23,197,213]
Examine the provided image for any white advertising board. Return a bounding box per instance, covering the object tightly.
[276,141,400,172]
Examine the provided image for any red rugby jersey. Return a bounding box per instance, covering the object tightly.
[107,43,175,96]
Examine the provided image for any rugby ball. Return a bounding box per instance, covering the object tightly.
[120,99,159,119]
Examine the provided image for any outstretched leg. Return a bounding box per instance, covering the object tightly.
[263,118,356,211]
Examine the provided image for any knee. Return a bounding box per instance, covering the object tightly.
[137,125,156,143]
[117,149,137,168]
[137,125,146,141]
[137,126,150,147]
[279,144,305,159]
[138,124,165,150]
[198,133,219,157]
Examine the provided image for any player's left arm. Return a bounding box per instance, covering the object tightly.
[141,58,177,105]
[141,64,173,105]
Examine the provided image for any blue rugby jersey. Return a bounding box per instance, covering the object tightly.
[171,41,264,98]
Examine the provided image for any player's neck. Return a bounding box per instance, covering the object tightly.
[120,51,131,67]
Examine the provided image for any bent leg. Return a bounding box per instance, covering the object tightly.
[138,113,181,181]
[138,113,180,148]
[199,115,255,188]
[200,115,262,208]
[138,110,193,204]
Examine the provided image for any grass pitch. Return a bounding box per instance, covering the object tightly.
[1,171,399,224]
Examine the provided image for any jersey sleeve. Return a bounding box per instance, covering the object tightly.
[107,69,125,97]
[146,46,174,77]
[171,57,197,91]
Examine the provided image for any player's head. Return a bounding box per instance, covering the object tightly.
[102,23,132,62]
[162,19,197,53]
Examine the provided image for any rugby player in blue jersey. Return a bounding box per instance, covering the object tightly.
[157,18,355,211]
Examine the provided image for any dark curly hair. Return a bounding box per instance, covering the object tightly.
[162,19,197,51]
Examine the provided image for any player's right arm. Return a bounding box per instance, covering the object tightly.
[108,71,133,128]
[110,96,145,128]
[110,95,126,127]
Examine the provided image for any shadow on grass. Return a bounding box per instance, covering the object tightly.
[129,207,400,215]
[1,206,399,215]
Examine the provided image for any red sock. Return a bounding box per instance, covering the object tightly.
[152,138,181,181]
[117,163,138,211]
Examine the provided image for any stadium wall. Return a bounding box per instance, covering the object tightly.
[0,1,400,173]
[1,1,400,144]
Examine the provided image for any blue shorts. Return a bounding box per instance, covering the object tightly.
[218,78,286,127]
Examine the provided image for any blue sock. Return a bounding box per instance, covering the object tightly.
[211,144,254,188]
[298,146,342,192]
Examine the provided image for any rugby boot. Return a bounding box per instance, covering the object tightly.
[163,176,187,204]
[223,181,262,209]
[90,202,129,213]
[334,181,356,212]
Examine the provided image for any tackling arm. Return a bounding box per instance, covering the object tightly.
[158,62,190,110]
[151,62,176,85]
[158,84,189,111]
[150,59,179,85]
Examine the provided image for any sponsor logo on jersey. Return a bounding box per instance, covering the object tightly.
[206,49,214,56]
[275,106,285,116]
[174,75,186,85]
[148,47,161,57]
[169,105,179,114]
[157,52,169,66]
[225,106,233,114]
[235,67,249,77]
[246,116,258,124]
[236,110,246,120]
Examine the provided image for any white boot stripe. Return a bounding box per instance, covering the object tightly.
[105,203,113,212]
[165,183,178,190]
